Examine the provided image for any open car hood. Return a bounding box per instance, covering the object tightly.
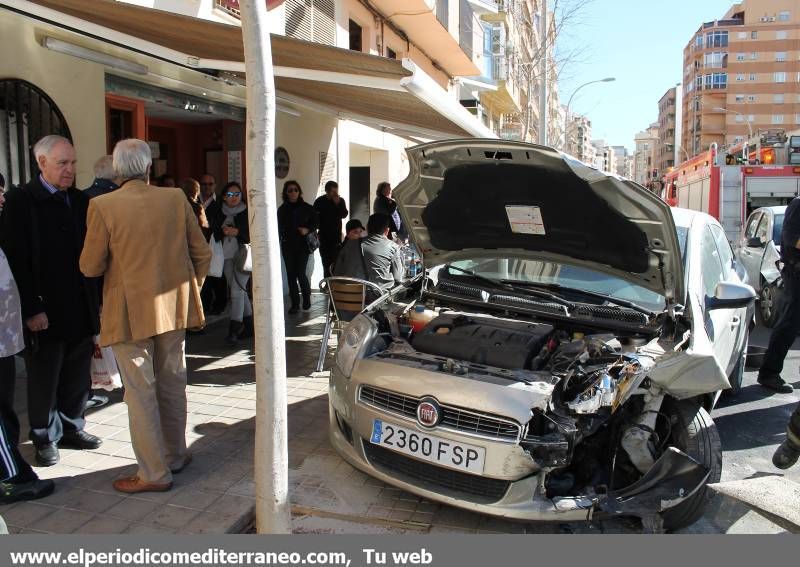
[393,140,685,304]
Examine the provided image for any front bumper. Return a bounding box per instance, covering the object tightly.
[328,363,595,522]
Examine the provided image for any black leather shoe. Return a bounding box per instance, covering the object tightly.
[34,443,59,467]
[757,375,794,393]
[59,431,102,450]
[0,479,55,504]
[772,440,800,469]
[288,305,300,314]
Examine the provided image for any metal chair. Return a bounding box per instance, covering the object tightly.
[315,276,386,372]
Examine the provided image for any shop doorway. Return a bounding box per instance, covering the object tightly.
[349,166,370,227]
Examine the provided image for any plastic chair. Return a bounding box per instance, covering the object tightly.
[315,276,386,372]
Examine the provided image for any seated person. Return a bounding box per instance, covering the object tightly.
[344,218,366,241]
[334,213,404,290]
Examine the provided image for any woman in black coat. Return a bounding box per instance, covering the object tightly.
[277,180,318,313]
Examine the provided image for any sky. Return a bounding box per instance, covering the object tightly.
[556,0,737,151]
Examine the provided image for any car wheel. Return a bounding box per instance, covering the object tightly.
[726,330,748,396]
[658,398,722,532]
[758,281,781,328]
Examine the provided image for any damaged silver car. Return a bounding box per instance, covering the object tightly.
[328,140,755,532]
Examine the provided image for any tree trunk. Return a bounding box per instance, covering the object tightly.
[239,0,291,534]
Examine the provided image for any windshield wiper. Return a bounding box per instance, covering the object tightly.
[447,265,573,307]
[501,280,655,316]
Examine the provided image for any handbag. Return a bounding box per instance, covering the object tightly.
[235,242,253,274]
[305,231,320,254]
[208,234,224,278]
[90,336,122,391]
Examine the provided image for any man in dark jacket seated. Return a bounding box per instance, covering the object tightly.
[334,213,404,291]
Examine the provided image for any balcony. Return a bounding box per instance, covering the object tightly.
[215,0,240,18]
[480,54,522,114]
[370,0,480,76]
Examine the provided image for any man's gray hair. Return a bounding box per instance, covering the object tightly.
[112,139,152,180]
[93,155,115,180]
[33,135,72,161]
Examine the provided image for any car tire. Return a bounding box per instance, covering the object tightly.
[758,281,781,328]
[726,331,748,396]
[659,398,722,532]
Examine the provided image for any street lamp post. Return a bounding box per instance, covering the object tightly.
[563,77,615,155]
[714,106,752,160]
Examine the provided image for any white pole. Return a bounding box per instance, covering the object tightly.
[239,0,291,534]
[538,0,548,145]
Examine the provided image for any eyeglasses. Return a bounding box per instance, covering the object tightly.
[225,191,241,197]
[286,187,300,193]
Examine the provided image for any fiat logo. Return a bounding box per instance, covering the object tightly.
[416,398,440,428]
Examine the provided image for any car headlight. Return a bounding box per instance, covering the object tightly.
[336,314,377,378]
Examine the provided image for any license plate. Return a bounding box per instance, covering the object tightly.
[370,419,486,474]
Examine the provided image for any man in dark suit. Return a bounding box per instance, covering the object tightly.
[0,135,101,467]
[314,180,348,278]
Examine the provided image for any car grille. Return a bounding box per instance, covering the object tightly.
[436,281,487,301]
[363,440,511,504]
[572,305,650,325]
[359,386,521,442]
[488,294,569,316]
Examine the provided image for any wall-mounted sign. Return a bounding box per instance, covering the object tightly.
[275,146,290,179]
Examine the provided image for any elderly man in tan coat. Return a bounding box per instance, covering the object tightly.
[80,139,211,494]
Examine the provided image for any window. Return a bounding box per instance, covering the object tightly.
[695,76,703,91]
[704,74,713,89]
[735,94,745,102]
[754,215,770,245]
[738,31,747,39]
[734,136,744,144]
[748,115,755,122]
[696,34,704,48]
[706,30,728,48]
[775,94,785,103]
[348,19,362,51]
[701,227,725,298]
[750,73,757,81]
[736,52,746,61]
[773,115,784,124]
[778,11,790,22]
[704,51,727,68]
[751,30,758,39]
[748,94,757,102]
[735,114,744,122]
[776,30,787,40]
[751,52,758,60]
[776,51,787,62]
[744,213,762,240]
[711,225,734,271]
[775,71,787,82]
[736,73,745,81]
[712,73,727,89]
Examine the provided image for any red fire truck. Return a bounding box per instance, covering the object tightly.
[662,131,800,242]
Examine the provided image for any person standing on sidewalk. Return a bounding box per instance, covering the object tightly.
[0,175,54,503]
[313,180,348,278]
[278,180,318,313]
[199,174,227,315]
[208,182,252,345]
[0,136,101,468]
[80,139,211,494]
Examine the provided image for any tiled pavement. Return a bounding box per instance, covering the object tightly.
[1,293,773,535]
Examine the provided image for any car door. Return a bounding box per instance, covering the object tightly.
[701,225,739,375]
[710,223,748,371]
[738,211,764,289]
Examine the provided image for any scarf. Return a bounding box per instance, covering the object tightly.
[221,202,247,259]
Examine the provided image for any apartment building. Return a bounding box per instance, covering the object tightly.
[657,86,681,171]
[476,0,560,142]
[563,111,596,163]
[633,123,660,187]
[680,0,800,157]
[610,145,629,178]
[591,139,616,173]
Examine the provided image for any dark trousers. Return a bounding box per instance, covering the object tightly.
[319,241,340,279]
[0,355,36,482]
[760,269,800,379]
[24,335,93,446]
[200,276,228,313]
[283,250,311,308]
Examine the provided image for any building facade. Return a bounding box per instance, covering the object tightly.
[680,0,800,157]
[563,110,595,163]
[633,123,660,188]
[657,86,679,172]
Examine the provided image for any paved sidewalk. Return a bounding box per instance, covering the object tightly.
[1,293,788,534]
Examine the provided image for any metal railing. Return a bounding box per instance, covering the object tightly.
[215,0,240,18]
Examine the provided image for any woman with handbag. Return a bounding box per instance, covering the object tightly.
[277,180,319,314]
[209,182,252,345]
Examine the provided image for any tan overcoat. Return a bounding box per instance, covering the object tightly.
[80,180,212,347]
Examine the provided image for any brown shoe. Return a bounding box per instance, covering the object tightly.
[113,476,172,494]
[171,453,192,474]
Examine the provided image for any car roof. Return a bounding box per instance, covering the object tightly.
[670,207,716,230]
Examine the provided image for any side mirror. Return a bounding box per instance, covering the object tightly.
[706,281,756,311]
[746,236,765,248]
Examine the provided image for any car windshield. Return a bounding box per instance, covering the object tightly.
[773,214,784,245]
[446,258,666,312]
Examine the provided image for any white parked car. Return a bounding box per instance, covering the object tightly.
[328,140,755,532]
[736,206,785,327]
